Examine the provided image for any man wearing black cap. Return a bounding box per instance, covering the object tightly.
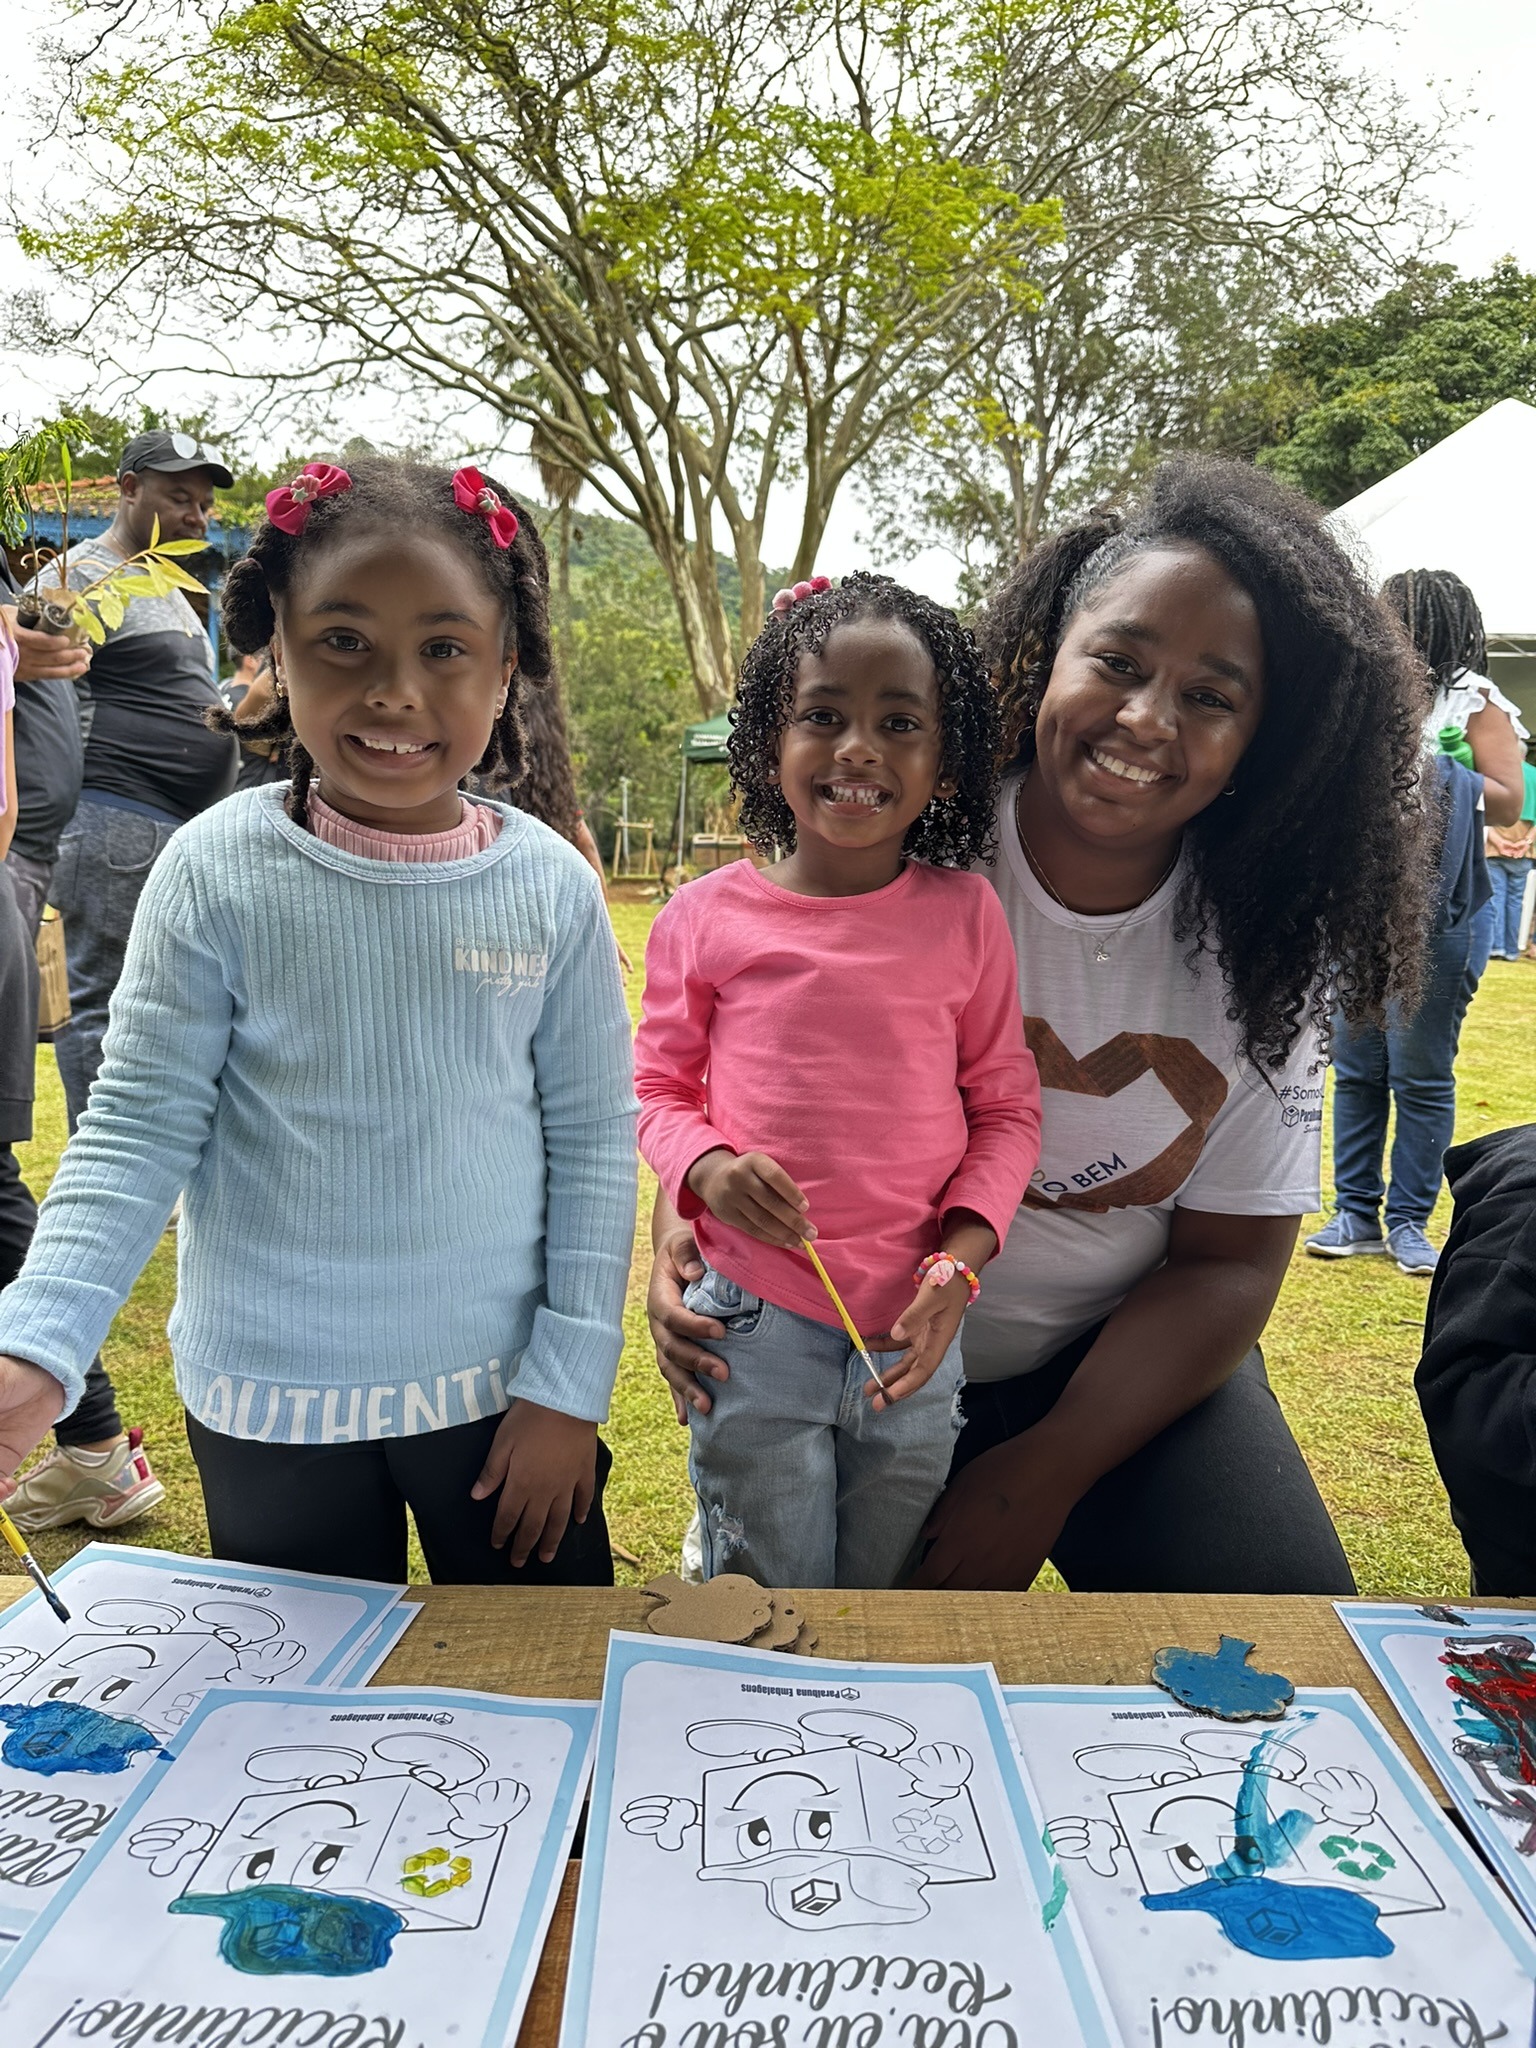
[35,429,238,1131]
[6,430,237,1535]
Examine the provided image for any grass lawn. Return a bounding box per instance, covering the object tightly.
[10,898,1535,1596]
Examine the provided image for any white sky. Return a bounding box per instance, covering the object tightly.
[3,0,1535,598]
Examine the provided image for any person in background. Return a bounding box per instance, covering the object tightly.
[32,430,239,1134]
[1415,1121,1536,1594]
[1306,569,1525,1277]
[1483,735,1536,963]
[227,647,289,789]
[0,547,164,1533]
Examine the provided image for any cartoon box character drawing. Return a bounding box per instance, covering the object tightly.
[622,1709,994,1929]
[0,1600,307,1776]
[129,1734,531,1977]
[1046,1724,1441,1962]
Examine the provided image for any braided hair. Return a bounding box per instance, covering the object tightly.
[977,455,1436,1070]
[731,571,1000,867]
[1379,569,1488,694]
[214,457,552,829]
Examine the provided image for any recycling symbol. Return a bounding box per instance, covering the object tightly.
[401,1846,474,1897]
[1318,1832,1395,1883]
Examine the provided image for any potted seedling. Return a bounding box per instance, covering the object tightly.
[0,416,208,641]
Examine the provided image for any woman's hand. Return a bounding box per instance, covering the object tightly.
[0,1356,67,1501]
[470,1400,596,1566]
[647,1227,729,1421]
[686,1148,810,1248]
[913,1432,1082,1590]
[870,1278,968,1409]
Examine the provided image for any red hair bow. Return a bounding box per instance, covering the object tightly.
[265,462,352,535]
[452,466,519,549]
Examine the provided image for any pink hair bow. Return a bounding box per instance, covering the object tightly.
[452,466,520,549]
[265,462,351,535]
[771,574,832,617]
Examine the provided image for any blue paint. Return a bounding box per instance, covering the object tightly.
[0,1699,168,1776]
[1214,1723,1315,1882]
[1151,1636,1295,1721]
[1141,1873,1392,1959]
[169,1884,405,1976]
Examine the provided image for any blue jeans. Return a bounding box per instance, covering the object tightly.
[48,796,179,1132]
[1487,855,1533,958]
[683,1262,964,1589]
[1331,920,1479,1231]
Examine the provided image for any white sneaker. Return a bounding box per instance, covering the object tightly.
[7,1428,166,1533]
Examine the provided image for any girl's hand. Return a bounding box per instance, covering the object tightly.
[647,1228,729,1421]
[0,1356,68,1500]
[869,1278,968,1410]
[471,1400,597,1567]
[686,1148,811,1249]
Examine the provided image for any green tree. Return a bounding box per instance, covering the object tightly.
[24,0,1087,709]
[858,5,1442,588]
[1212,261,1536,506]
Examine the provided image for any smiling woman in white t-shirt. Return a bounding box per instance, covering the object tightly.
[649,456,1437,1594]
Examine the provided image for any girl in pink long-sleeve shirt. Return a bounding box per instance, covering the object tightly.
[635,573,1040,1588]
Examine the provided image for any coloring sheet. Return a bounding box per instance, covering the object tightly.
[562,1632,1120,2048]
[0,1684,596,2048]
[1340,1600,1536,1932]
[1005,1684,1536,2046]
[0,1544,404,1937]
[331,1603,423,1687]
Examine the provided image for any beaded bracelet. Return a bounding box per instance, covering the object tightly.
[913,1251,981,1306]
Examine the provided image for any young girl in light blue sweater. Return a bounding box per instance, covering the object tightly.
[0,457,637,1584]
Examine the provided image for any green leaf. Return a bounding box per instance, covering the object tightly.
[75,603,106,645]
[96,587,126,631]
[110,574,163,598]
[148,560,208,594]
[153,538,209,555]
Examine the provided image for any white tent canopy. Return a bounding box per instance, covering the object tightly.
[1326,397,1536,642]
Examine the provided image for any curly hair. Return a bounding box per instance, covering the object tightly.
[976,455,1436,1070]
[730,571,1001,866]
[488,676,582,842]
[214,457,552,830]
[1379,569,1487,693]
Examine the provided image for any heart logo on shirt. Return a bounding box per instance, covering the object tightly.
[1021,1019,1227,1211]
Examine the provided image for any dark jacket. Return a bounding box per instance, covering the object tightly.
[1416,1124,1536,1585]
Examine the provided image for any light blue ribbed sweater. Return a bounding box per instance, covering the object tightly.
[0,787,638,1443]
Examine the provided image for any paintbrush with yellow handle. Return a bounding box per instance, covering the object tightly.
[800,1237,888,1392]
[0,1505,70,1623]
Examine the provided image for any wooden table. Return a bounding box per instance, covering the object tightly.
[361,1587,1517,2046]
[3,1578,1523,2042]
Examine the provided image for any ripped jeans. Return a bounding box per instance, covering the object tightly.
[683,1261,964,1589]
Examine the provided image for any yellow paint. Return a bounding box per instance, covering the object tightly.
[400,1846,473,1898]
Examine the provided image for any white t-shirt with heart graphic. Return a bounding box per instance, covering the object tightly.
[963,779,1323,1380]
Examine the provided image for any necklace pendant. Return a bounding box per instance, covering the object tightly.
[1093,939,1112,964]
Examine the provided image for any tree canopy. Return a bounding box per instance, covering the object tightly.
[1212,261,1536,507]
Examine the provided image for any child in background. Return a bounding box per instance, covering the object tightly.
[635,573,1040,1588]
[0,458,637,1584]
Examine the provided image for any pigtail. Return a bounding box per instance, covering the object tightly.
[977,510,1124,774]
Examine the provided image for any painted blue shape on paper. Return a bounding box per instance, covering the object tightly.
[169,1884,405,1976]
[1151,1635,1295,1721]
[0,1699,167,1776]
[1142,1872,1392,1959]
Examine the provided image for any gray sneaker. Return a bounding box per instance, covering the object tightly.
[1303,1211,1387,1258]
[1386,1222,1439,1276]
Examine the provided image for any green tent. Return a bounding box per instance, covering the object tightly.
[671,712,733,884]
[681,711,731,762]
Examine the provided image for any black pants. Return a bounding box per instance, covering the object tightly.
[0,1144,122,1445]
[952,1328,1356,1594]
[186,1411,616,1586]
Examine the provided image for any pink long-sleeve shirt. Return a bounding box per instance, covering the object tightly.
[635,859,1041,1336]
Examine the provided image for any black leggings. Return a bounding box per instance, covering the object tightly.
[952,1328,1355,1594]
[0,1144,122,1445]
[185,1411,615,1586]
